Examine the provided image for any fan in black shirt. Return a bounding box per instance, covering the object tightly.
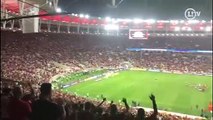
[31,83,64,120]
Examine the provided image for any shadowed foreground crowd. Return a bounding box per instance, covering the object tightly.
[1,80,206,120]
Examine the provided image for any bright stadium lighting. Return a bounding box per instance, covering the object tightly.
[195,34,199,36]
[176,34,179,36]
[158,20,169,23]
[133,18,142,23]
[201,20,206,23]
[79,14,84,18]
[190,34,194,36]
[85,14,90,18]
[174,27,180,31]
[205,26,212,32]
[105,17,111,22]
[111,18,117,23]
[166,34,169,36]
[56,7,62,13]
[188,20,199,24]
[170,20,179,24]
[182,27,186,30]
[49,1,52,6]
[187,27,192,31]
[104,24,119,30]
[180,20,184,23]
[124,19,132,22]
[147,19,156,24]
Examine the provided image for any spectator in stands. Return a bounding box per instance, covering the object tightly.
[7,86,32,120]
[135,94,158,120]
[1,87,12,120]
[31,83,65,120]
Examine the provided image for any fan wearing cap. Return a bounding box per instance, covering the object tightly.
[31,83,65,120]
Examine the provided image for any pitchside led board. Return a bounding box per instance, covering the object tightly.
[129,29,149,40]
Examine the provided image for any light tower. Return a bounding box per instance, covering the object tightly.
[108,0,125,8]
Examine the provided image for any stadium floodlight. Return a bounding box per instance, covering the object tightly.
[123,19,132,22]
[190,34,194,36]
[205,26,212,32]
[187,27,192,31]
[195,34,199,36]
[175,34,179,36]
[104,24,119,30]
[180,34,184,36]
[162,34,165,36]
[174,27,180,31]
[201,20,206,23]
[105,17,111,22]
[180,20,184,23]
[49,1,52,6]
[188,20,199,24]
[182,27,186,30]
[158,20,169,23]
[79,14,84,18]
[170,20,179,24]
[147,19,156,24]
[166,34,169,36]
[133,18,142,24]
[56,7,62,13]
[85,14,90,18]
[111,18,117,23]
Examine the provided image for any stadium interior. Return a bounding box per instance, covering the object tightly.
[1,0,212,120]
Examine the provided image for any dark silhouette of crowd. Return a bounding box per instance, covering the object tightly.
[1,30,212,120]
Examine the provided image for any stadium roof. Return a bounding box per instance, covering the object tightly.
[2,0,212,25]
[1,0,55,13]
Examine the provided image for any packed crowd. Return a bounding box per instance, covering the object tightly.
[1,30,212,83]
[1,30,212,120]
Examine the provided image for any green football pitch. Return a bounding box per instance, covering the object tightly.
[61,70,212,116]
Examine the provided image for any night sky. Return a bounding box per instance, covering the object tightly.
[58,0,212,20]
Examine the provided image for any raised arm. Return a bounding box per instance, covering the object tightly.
[149,94,158,116]
[122,98,129,112]
[97,97,106,107]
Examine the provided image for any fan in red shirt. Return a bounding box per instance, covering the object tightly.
[7,86,31,120]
